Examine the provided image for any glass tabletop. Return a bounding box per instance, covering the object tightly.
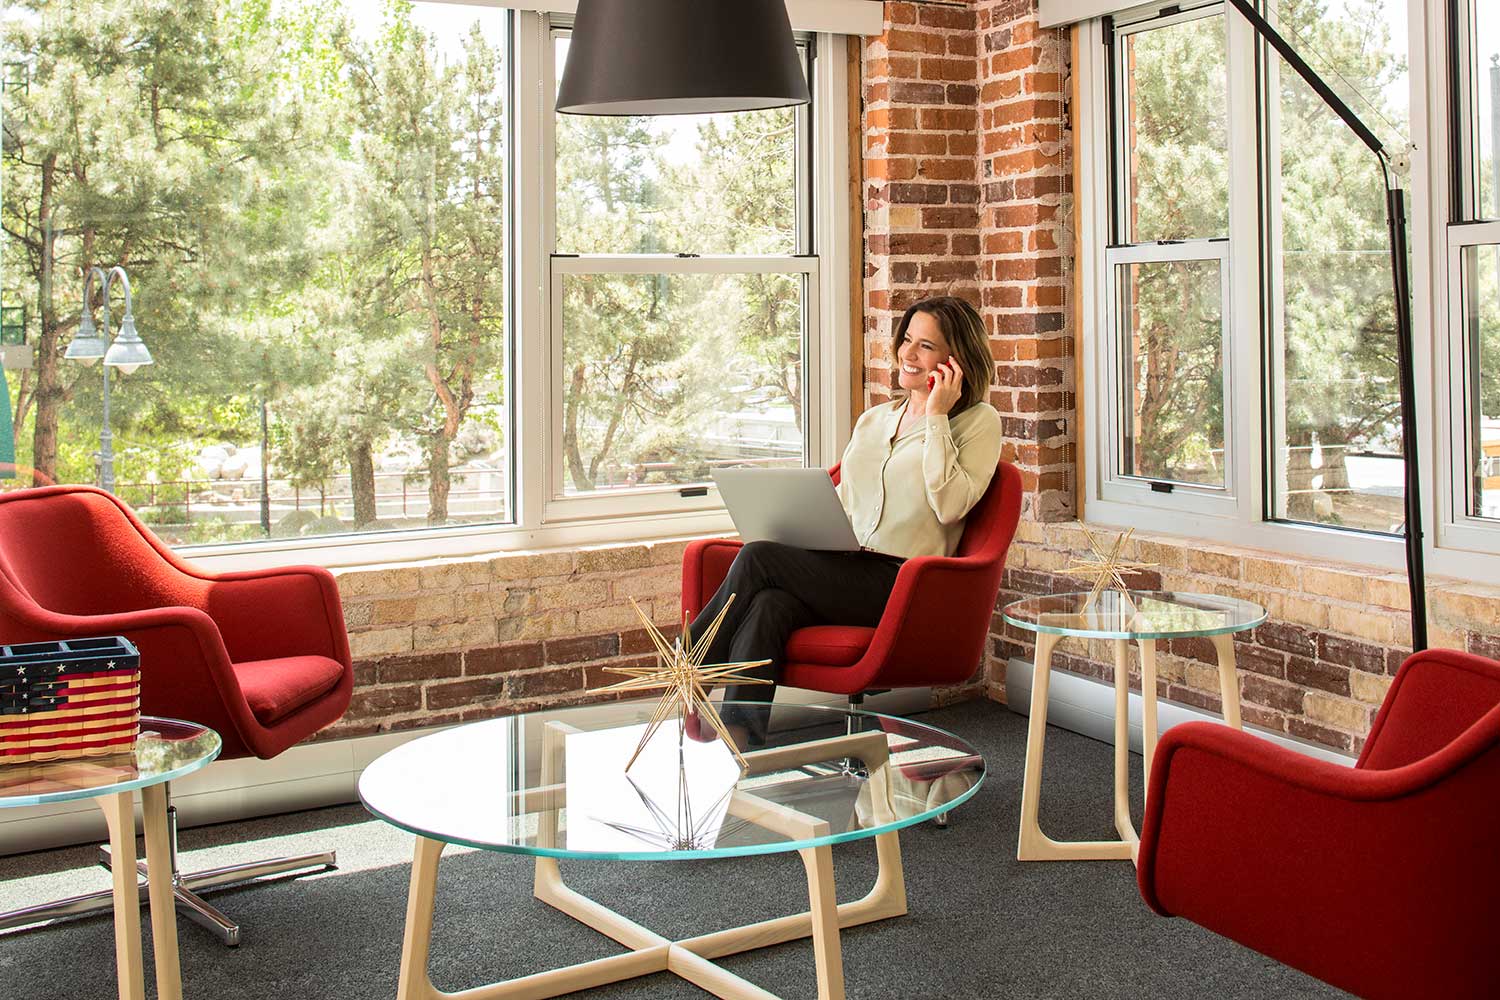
[1002,590,1267,640]
[0,718,221,807]
[358,701,985,861]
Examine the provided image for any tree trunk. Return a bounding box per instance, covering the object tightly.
[349,438,377,528]
[30,156,60,487]
[426,434,451,525]
[563,362,593,491]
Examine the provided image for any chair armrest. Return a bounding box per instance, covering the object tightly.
[1358,648,1500,769]
[202,566,352,667]
[1,602,258,748]
[1137,721,1500,998]
[680,539,743,620]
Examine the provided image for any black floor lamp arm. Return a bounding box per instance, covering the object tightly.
[1222,0,1428,650]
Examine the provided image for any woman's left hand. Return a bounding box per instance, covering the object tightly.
[928,356,963,417]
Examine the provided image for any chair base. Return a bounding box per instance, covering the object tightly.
[0,800,335,947]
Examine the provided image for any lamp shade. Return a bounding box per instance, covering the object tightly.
[556,0,810,116]
[103,313,152,374]
[65,310,106,364]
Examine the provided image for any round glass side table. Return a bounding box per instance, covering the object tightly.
[0,718,221,1000]
[1001,591,1265,863]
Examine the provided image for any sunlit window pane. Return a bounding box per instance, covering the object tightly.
[1118,258,1226,488]
[1122,13,1229,243]
[553,37,801,256]
[1269,0,1408,532]
[560,272,805,496]
[1465,245,1500,519]
[0,2,511,545]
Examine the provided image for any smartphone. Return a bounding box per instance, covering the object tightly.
[926,373,937,391]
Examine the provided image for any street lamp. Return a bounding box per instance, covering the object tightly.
[65,265,152,493]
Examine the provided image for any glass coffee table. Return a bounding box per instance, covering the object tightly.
[1002,591,1265,863]
[359,701,984,1000]
[0,718,221,1000]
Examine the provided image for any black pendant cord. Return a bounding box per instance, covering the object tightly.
[1225,0,1427,650]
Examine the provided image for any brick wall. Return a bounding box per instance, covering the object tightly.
[994,523,1500,755]
[861,1,982,408]
[319,541,688,741]
[862,0,1074,522]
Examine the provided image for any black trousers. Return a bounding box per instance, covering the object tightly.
[688,541,903,736]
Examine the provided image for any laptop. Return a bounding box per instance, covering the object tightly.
[711,468,861,552]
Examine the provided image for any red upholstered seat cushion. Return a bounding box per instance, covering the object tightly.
[786,626,875,667]
[232,655,346,726]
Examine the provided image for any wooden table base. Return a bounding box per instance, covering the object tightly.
[392,828,907,1000]
[1017,630,1242,863]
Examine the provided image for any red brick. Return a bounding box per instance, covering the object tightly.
[346,685,421,719]
[425,676,505,711]
[1241,674,1304,714]
[466,641,545,675]
[920,57,977,83]
[505,666,585,700]
[1288,718,1354,752]
[1287,656,1351,696]
[545,634,619,664]
[1317,633,1387,674]
[376,651,461,685]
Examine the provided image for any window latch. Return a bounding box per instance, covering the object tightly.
[1150,481,1175,494]
[676,252,700,258]
[680,486,709,498]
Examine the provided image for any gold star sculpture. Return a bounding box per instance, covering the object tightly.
[1060,527,1158,612]
[590,596,772,773]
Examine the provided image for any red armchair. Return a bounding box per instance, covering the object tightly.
[681,460,1022,699]
[1137,648,1500,999]
[0,485,353,946]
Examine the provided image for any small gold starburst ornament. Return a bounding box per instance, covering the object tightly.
[591,596,772,772]
[1060,527,1158,611]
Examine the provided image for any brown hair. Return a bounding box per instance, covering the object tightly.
[891,296,993,415]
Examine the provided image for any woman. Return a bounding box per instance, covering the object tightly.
[690,295,1003,743]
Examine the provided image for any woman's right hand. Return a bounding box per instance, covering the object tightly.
[927,355,963,417]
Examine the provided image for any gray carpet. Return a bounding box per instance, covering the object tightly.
[0,701,1342,999]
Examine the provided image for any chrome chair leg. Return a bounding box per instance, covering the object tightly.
[7,791,336,946]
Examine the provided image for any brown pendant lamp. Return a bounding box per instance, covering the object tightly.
[555,0,810,116]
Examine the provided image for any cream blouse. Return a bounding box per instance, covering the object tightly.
[835,398,1003,560]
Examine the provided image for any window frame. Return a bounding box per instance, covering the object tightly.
[1078,0,1436,573]
[182,7,852,571]
[1435,0,1500,570]
[541,22,824,522]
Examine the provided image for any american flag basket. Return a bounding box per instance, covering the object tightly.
[0,637,141,764]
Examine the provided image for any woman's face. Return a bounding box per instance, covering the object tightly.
[896,311,953,393]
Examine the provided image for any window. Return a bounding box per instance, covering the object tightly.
[546,30,817,519]
[1085,0,1425,562]
[1,1,511,546]
[1264,0,1411,534]
[1447,0,1500,540]
[1102,5,1238,511]
[0,5,851,561]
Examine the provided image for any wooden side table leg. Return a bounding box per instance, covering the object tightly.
[1017,630,1061,860]
[1137,638,1160,800]
[98,791,146,1000]
[395,836,445,1000]
[140,784,182,1000]
[799,843,845,1000]
[1210,633,1243,729]
[1111,638,1137,844]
